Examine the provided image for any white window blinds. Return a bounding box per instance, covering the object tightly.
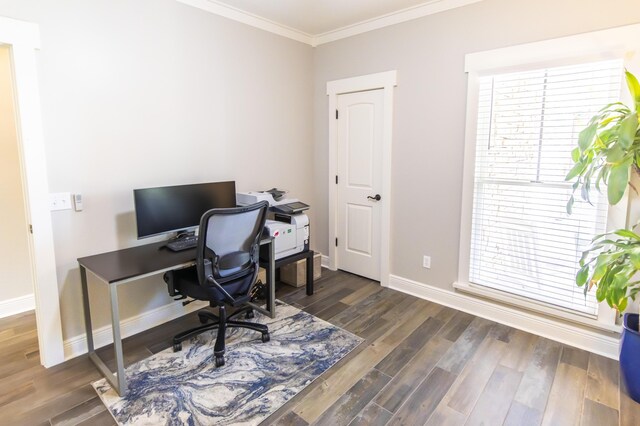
[469,59,623,316]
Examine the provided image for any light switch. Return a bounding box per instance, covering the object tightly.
[73,193,83,211]
[49,192,72,211]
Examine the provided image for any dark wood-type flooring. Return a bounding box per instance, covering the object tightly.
[1,269,639,425]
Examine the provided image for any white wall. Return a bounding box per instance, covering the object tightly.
[0,45,33,303]
[0,0,314,341]
[312,0,640,291]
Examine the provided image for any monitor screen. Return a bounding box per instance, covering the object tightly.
[134,181,236,239]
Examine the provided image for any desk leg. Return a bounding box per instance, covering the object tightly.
[80,265,95,354]
[80,265,127,396]
[306,252,314,296]
[267,240,276,318]
[109,284,127,394]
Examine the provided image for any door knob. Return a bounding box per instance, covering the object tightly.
[367,194,382,201]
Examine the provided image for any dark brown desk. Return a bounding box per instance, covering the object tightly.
[77,237,275,396]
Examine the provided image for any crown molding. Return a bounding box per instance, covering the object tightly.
[176,0,314,45]
[176,0,485,47]
[313,0,484,46]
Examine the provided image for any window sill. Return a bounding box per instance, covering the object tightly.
[453,281,621,334]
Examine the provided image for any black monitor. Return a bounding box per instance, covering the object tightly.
[133,181,236,239]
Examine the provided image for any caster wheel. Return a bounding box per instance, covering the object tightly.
[215,356,225,367]
[173,342,182,352]
[261,333,270,343]
[245,310,255,319]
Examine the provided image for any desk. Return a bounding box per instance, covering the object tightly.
[261,249,315,297]
[77,237,276,397]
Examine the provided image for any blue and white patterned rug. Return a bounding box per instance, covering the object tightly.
[93,301,362,425]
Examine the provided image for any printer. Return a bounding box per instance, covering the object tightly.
[237,189,310,260]
[261,215,309,259]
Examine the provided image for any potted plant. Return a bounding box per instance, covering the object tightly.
[566,70,640,402]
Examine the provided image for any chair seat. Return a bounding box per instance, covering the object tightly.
[171,265,254,306]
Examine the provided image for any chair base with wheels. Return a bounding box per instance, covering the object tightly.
[171,305,269,367]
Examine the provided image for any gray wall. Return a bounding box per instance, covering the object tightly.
[0,0,313,340]
[2,0,639,344]
[312,0,640,290]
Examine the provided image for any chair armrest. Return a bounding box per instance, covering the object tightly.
[163,271,179,297]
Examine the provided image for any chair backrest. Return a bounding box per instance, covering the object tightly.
[196,201,269,291]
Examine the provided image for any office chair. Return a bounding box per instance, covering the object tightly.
[163,201,270,367]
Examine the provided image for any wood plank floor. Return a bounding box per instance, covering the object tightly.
[1,269,639,425]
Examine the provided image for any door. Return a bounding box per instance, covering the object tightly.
[336,89,384,281]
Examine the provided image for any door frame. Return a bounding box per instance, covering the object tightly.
[326,70,397,286]
[1,16,65,366]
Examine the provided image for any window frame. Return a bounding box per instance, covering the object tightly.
[456,23,640,330]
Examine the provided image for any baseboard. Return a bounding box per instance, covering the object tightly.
[388,275,620,360]
[0,293,35,319]
[63,300,208,360]
[321,254,331,269]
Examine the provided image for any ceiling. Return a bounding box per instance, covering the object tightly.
[178,0,484,46]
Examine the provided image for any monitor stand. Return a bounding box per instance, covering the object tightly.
[173,230,196,241]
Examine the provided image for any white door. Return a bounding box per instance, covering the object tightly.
[336,89,384,281]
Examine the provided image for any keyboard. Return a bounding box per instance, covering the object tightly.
[166,236,198,252]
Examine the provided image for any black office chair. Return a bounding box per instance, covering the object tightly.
[163,201,270,367]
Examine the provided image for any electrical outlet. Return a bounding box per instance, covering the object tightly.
[423,255,431,269]
[49,192,72,211]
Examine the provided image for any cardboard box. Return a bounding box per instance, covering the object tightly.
[257,267,266,284]
[280,253,321,287]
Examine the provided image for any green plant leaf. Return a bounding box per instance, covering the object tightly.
[590,260,608,283]
[631,252,640,269]
[595,166,607,191]
[566,195,574,215]
[606,144,625,163]
[598,101,628,113]
[578,123,597,151]
[571,147,580,163]
[618,297,628,312]
[607,162,630,204]
[600,116,619,128]
[576,264,589,286]
[596,285,605,303]
[599,128,617,144]
[565,161,585,181]
[618,113,638,149]
[582,178,591,204]
[614,229,640,240]
[626,70,640,111]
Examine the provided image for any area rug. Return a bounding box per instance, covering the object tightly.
[93,301,362,425]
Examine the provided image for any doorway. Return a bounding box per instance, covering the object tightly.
[0,45,34,317]
[0,16,64,367]
[327,71,397,286]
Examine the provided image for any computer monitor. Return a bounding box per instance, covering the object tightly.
[133,181,236,239]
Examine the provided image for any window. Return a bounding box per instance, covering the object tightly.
[468,60,622,316]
